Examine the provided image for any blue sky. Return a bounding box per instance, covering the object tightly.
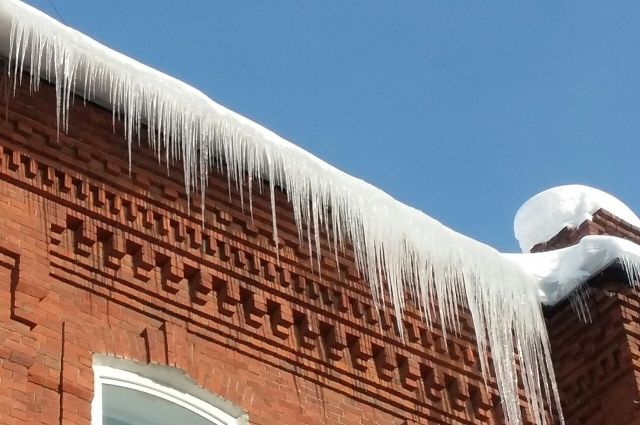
[24,0,640,252]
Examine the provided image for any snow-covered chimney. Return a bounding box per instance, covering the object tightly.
[514,185,640,253]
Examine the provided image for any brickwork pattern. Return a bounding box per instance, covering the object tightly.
[542,208,640,425]
[0,74,548,424]
[547,283,640,425]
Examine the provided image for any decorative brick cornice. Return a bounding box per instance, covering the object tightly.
[0,74,552,424]
[547,283,640,424]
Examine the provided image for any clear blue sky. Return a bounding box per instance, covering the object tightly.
[24,0,640,252]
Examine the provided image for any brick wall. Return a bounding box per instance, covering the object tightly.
[541,209,640,424]
[0,72,543,424]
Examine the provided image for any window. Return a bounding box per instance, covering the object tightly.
[92,356,247,425]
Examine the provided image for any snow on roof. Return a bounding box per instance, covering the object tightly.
[505,235,640,306]
[514,184,640,253]
[0,1,611,423]
[507,185,640,321]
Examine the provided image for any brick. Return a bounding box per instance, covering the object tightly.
[2,70,621,425]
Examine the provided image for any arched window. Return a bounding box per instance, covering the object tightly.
[92,356,247,425]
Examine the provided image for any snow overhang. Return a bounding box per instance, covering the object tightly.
[504,235,640,306]
[507,185,640,309]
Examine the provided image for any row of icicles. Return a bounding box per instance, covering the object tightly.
[4,1,564,423]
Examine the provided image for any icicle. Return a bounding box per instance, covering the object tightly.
[568,283,593,323]
[1,1,565,423]
[621,255,640,289]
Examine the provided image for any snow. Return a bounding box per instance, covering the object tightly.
[0,1,573,423]
[515,185,640,253]
[505,235,640,306]
[508,185,640,320]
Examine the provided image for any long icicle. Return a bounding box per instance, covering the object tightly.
[1,1,563,423]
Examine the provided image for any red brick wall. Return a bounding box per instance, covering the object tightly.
[0,72,538,424]
[547,284,640,425]
[541,209,640,424]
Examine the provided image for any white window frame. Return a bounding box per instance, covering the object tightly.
[92,356,247,425]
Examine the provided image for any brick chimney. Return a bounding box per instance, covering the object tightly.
[542,208,640,425]
[531,208,640,252]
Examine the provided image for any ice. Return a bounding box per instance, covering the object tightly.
[0,1,563,423]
